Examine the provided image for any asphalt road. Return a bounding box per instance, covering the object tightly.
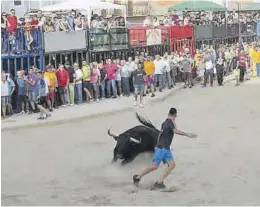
[2,79,260,206]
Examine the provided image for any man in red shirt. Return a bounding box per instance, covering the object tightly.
[56,64,69,106]
[236,49,248,83]
[7,9,17,34]
[104,59,119,98]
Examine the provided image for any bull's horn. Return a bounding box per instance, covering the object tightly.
[130,137,142,144]
[107,129,119,139]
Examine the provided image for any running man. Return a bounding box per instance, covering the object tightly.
[133,107,197,189]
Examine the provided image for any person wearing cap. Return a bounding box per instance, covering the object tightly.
[35,70,51,120]
[133,108,197,189]
[163,55,172,89]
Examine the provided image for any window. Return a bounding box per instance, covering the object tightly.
[14,0,22,6]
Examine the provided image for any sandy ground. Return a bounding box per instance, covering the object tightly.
[2,79,260,206]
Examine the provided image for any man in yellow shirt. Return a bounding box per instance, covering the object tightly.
[44,65,57,111]
[82,61,93,102]
[144,56,155,97]
[256,46,260,78]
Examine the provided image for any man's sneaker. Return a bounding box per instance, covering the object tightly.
[139,103,144,108]
[20,110,25,114]
[134,101,137,106]
[153,181,166,189]
[37,116,46,120]
[96,99,100,102]
[133,174,141,186]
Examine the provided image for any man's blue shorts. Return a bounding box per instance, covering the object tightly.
[152,147,174,166]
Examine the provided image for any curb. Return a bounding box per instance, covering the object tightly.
[1,85,182,132]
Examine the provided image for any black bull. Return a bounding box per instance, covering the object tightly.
[108,113,164,165]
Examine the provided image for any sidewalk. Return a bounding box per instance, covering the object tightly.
[1,83,184,132]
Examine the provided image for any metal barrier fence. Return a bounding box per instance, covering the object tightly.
[1,23,259,76]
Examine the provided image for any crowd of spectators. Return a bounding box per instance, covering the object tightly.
[143,9,260,27]
[2,41,260,120]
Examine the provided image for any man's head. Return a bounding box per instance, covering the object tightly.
[107,59,112,64]
[1,71,6,80]
[73,63,79,69]
[36,70,43,78]
[59,64,65,70]
[28,68,34,75]
[46,65,52,72]
[82,61,87,66]
[10,9,15,16]
[169,108,177,119]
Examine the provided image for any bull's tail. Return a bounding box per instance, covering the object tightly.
[136,113,158,131]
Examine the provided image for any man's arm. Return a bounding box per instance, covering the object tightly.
[172,121,197,138]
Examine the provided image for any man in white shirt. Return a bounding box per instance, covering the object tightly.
[143,15,152,27]
[74,63,83,104]
[163,55,172,89]
[154,55,165,92]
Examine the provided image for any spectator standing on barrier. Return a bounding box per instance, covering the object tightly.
[143,15,153,26]
[74,63,83,104]
[56,64,69,106]
[133,63,146,107]
[215,49,225,86]
[236,49,248,84]
[99,62,107,99]
[44,65,56,111]
[7,9,17,34]
[16,70,28,114]
[105,59,118,99]
[204,50,214,87]
[25,68,38,113]
[154,55,164,92]
[120,59,131,97]
[82,61,92,102]
[144,56,155,97]
[90,62,100,102]
[66,11,75,32]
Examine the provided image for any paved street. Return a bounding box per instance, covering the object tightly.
[2,79,260,206]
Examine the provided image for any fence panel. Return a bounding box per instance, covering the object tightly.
[213,25,226,38]
[240,22,257,36]
[170,38,195,56]
[1,27,43,55]
[110,28,129,50]
[128,27,148,47]
[194,25,213,40]
[1,54,43,77]
[44,30,87,53]
[169,25,193,39]
[226,24,239,37]
[89,30,110,52]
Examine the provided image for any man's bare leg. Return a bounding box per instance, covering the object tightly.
[157,161,175,183]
